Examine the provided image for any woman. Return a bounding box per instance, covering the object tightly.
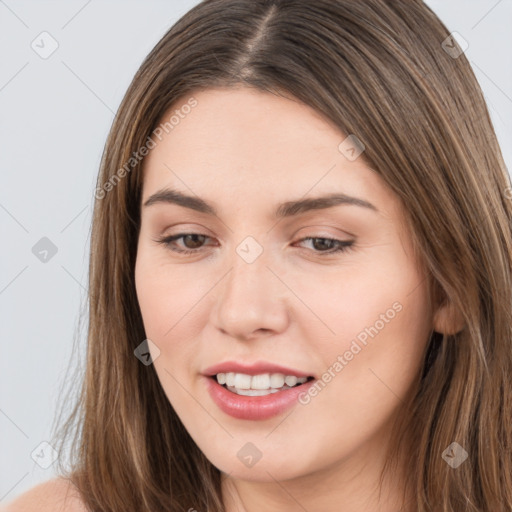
[5,0,512,511]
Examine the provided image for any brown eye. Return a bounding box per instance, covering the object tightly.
[155,233,213,254]
[295,237,354,255]
[311,238,336,251]
[180,234,207,249]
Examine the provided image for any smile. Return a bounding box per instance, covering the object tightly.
[204,372,316,420]
[216,372,311,396]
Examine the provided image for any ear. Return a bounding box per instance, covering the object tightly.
[432,297,465,335]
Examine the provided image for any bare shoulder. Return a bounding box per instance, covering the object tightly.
[0,477,88,512]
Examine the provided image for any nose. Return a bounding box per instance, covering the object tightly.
[211,246,290,341]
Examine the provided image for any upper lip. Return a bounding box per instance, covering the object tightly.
[202,361,314,378]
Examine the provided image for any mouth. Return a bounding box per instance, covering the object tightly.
[202,361,317,420]
[211,372,315,396]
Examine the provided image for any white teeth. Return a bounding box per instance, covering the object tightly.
[251,373,270,389]
[234,373,251,389]
[226,372,235,387]
[270,373,285,388]
[215,372,310,392]
[284,375,297,386]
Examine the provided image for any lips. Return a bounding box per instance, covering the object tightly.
[202,360,316,420]
[204,376,316,420]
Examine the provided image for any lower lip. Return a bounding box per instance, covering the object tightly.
[204,376,316,421]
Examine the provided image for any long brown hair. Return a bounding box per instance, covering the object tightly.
[52,1,512,510]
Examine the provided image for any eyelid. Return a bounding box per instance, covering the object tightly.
[294,223,356,239]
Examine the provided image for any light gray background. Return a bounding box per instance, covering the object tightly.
[1,0,511,503]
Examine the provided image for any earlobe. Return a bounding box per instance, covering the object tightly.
[432,299,465,335]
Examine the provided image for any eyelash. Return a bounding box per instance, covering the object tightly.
[154,233,354,256]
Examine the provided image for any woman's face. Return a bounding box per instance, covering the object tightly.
[135,86,434,483]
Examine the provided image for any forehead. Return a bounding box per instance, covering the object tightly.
[148,86,342,161]
[141,87,396,218]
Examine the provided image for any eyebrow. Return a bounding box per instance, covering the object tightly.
[143,188,378,217]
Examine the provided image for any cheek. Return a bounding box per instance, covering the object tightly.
[134,253,205,411]
[284,247,429,358]
[273,264,432,475]
[135,250,202,338]
[293,244,432,411]
[302,252,431,407]
[134,248,218,383]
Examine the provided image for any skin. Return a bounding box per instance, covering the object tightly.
[135,86,461,512]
